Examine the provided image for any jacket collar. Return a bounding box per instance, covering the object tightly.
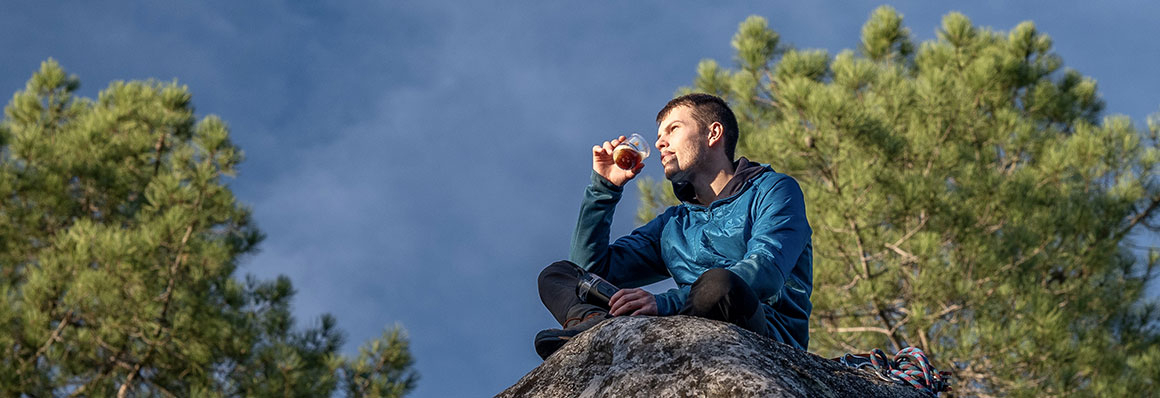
[672,157,771,205]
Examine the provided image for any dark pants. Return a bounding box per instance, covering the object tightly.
[537,261,770,337]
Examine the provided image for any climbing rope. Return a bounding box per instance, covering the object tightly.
[836,346,951,396]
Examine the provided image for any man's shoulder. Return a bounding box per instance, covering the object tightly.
[745,171,807,210]
[750,169,799,191]
[656,203,686,219]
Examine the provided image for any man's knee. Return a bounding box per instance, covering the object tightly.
[689,268,740,308]
[684,268,760,325]
[539,260,580,287]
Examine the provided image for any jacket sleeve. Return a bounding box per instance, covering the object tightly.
[654,285,690,316]
[570,172,671,289]
[726,176,811,302]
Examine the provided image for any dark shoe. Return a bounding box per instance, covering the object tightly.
[533,311,610,360]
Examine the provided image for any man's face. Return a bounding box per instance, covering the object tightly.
[656,105,707,181]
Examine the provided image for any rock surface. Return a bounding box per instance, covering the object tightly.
[499,316,930,398]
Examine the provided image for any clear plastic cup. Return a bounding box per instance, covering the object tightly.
[612,133,651,170]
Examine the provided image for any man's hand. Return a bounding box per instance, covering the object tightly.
[593,136,646,187]
[608,288,658,316]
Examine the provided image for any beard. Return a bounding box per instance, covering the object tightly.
[665,164,698,203]
[665,165,690,182]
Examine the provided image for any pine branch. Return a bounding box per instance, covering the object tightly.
[889,211,927,254]
[916,328,932,353]
[355,351,391,398]
[883,243,918,263]
[71,336,128,398]
[874,303,904,351]
[923,122,954,177]
[833,326,892,335]
[848,218,872,280]
[32,310,72,361]
[1116,194,1160,240]
[934,304,963,319]
[18,309,73,389]
[151,129,166,179]
[838,274,862,291]
[119,166,209,398]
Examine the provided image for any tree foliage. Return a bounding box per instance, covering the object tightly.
[0,60,417,397]
[640,7,1160,397]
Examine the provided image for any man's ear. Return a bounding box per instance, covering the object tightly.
[706,122,724,147]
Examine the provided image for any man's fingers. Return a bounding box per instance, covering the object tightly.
[594,137,631,160]
[611,295,647,316]
[610,289,641,316]
[626,161,645,178]
[610,290,639,315]
[612,301,638,316]
[609,291,626,315]
[608,289,626,310]
[595,136,631,151]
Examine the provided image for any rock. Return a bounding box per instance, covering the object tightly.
[498,316,931,398]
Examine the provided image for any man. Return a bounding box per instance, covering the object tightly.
[535,93,813,360]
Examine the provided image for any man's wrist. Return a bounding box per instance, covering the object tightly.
[591,171,624,193]
[654,291,674,316]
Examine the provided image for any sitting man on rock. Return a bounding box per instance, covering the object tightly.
[536,93,813,360]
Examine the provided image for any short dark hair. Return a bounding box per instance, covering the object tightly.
[656,93,740,160]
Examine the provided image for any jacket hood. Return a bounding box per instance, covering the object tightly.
[672,157,771,204]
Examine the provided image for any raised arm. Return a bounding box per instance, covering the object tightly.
[570,135,669,288]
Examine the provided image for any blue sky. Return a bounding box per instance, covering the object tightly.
[4,1,1159,396]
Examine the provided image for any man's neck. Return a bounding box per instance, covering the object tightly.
[691,159,736,206]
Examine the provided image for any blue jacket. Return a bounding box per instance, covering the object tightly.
[570,159,813,349]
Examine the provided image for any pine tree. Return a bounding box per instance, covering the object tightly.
[640,7,1160,396]
[0,60,417,397]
